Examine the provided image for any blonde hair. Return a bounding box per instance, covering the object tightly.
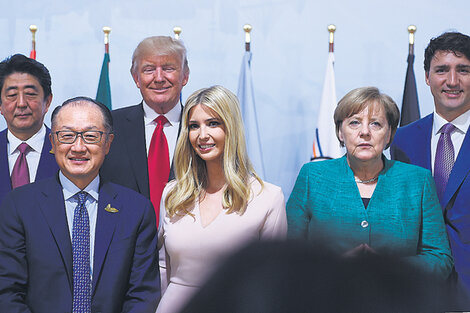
[130,36,189,76]
[165,85,263,217]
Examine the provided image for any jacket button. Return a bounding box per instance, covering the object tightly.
[361,220,369,228]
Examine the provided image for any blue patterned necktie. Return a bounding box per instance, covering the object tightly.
[434,123,456,200]
[72,191,91,313]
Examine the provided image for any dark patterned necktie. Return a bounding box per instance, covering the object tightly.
[11,142,31,188]
[434,123,456,200]
[72,191,91,313]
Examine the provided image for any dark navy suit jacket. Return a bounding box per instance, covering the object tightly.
[0,176,160,313]
[100,103,178,199]
[391,113,470,297]
[0,127,58,204]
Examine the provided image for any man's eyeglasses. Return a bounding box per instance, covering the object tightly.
[55,130,109,144]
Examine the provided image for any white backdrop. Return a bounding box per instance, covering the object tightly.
[1,0,469,197]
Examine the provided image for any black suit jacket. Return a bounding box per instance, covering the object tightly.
[0,127,59,204]
[100,103,180,199]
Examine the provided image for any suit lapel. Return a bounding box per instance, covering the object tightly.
[0,130,12,198]
[442,127,470,208]
[92,181,119,293]
[414,114,433,170]
[38,176,73,290]
[338,156,366,212]
[35,127,59,181]
[124,104,150,197]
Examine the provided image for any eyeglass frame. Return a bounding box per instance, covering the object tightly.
[54,130,112,144]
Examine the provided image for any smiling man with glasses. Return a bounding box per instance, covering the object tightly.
[50,97,115,189]
[0,96,160,313]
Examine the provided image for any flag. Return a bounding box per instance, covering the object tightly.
[400,53,420,126]
[237,51,265,179]
[96,52,112,110]
[312,52,343,160]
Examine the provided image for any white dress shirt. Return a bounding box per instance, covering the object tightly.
[431,109,470,173]
[7,125,46,182]
[60,171,99,277]
[143,101,181,166]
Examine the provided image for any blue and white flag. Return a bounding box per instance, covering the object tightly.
[237,51,265,179]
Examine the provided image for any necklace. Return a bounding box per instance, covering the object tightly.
[355,176,378,184]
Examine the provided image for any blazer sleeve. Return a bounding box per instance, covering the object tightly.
[0,194,33,313]
[259,186,287,239]
[121,200,161,313]
[286,164,311,239]
[404,173,454,279]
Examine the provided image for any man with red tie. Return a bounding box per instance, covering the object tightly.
[100,36,189,226]
[0,54,58,204]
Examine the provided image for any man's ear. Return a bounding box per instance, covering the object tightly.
[104,133,114,155]
[182,70,189,87]
[132,71,141,89]
[44,94,53,114]
[49,132,55,154]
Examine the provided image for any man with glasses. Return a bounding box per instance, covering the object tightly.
[0,54,58,203]
[0,96,160,313]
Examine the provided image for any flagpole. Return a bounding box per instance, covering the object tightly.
[29,25,37,59]
[328,24,336,53]
[103,26,111,54]
[312,24,342,160]
[237,23,265,178]
[244,24,252,52]
[399,25,420,127]
[408,25,416,55]
[173,26,183,103]
[173,26,182,39]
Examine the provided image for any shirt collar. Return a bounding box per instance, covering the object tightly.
[59,171,100,202]
[7,124,46,155]
[433,109,470,135]
[143,100,181,126]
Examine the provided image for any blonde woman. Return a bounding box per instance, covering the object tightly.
[157,86,287,313]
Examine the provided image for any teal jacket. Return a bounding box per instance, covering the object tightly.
[287,156,453,279]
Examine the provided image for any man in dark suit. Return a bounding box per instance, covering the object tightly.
[391,32,470,301]
[0,54,58,203]
[0,97,160,313]
[100,36,189,226]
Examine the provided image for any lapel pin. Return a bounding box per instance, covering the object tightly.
[105,204,119,213]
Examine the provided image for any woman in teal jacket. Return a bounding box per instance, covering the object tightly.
[287,87,453,279]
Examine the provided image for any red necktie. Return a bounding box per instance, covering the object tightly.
[148,115,170,226]
[11,142,31,189]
